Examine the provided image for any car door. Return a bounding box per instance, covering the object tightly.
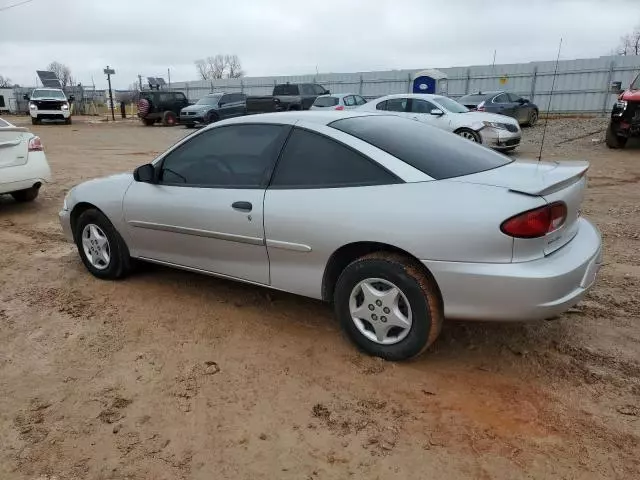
[354,95,367,106]
[343,95,357,110]
[123,123,291,284]
[217,94,236,119]
[508,93,528,123]
[263,125,402,298]
[381,97,411,119]
[491,93,517,118]
[407,98,444,127]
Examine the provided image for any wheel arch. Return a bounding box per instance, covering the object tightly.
[321,241,443,305]
[70,202,109,240]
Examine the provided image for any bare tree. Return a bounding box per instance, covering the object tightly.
[617,25,640,56]
[195,59,209,80]
[0,74,12,87]
[194,54,245,79]
[224,54,244,78]
[46,61,74,87]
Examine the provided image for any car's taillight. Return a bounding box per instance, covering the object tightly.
[501,202,567,238]
[335,105,344,110]
[477,101,486,111]
[28,136,43,152]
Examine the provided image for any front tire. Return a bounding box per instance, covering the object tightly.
[11,186,39,202]
[334,253,443,361]
[31,117,39,125]
[162,111,177,126]
[65,117,72,125]
[205,111,218,124]
[74,209,131,280]
[456,128,481,143]
[526,109,538,127]
[605,124,627,149]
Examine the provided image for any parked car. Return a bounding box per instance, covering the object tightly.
[137,91,190,126]
[179,93,246,128]
[246,83,330,114]
[606,72,640,149]
[59,111,601,361]
[310,93,367,111]
[357,93,521,151]
[0,117,51,202]
[23,88,74,125]
[458,91,539,126]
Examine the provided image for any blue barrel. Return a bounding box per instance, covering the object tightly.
[413,76,437,94]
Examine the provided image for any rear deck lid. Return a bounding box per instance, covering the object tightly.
[459,159,589,254]
[0,126,29,169]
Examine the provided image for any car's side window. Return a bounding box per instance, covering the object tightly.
[508,93,521,103]
[493,93,509,104]
[375,100,387,111]
[313,84,327,95]
[270,128,400,189]
[410,99,437,114]
[160,124,289,188]
[385,98,408,112]
[159,93,171,103]
[301,84,316,95]
[355,96,367,105]
[219,94,232,105]
[344,95,356,107]
[174,92,187,102]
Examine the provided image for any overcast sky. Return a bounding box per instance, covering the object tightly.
[1,0,639,89]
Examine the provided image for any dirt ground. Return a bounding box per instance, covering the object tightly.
[0,115,638,480]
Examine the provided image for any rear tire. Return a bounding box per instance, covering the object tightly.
[456,128,481,143]
[333,252,443,361]
[31,117,39,125]
[605,124,627,149]
[74,209,131,280]
[162,111,177,126]
[11,186,40,202]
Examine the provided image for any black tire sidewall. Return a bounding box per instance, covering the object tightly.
[334,258,432,361]
[163,111,177,126]
[75,210,126,279]
[457,128,481,143]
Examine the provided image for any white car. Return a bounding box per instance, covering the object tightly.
[24,88,73,125]
[310,93,368,111]
[0,117,51,202]
[357,93,521,151]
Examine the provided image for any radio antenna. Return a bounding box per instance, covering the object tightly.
[538,37,563,162]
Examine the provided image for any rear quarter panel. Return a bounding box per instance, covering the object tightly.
[264,181,540,299]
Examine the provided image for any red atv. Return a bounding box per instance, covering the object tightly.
[606,72,640,149]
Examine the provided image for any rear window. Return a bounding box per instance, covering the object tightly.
[274,84,299,96]
[313,96,339,107]
[330,115,512,180]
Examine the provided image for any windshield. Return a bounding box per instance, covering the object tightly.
[434,97,469,113]
[632,74,640,90]
[458,94,490,104]
[32,89,66,100]
[274,84,299,96]
[196,95,221,105]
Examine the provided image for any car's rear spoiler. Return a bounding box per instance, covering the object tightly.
[508,161,589,196]
[0,126,28,133]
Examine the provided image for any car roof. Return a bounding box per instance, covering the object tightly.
[216,110,386,127]
[461,91,502,97]
[317,93,358,98]
[33,87,63,91]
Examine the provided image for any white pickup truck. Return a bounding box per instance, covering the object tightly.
[24,88,74,125]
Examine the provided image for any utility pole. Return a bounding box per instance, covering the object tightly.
[104,66,116,121]
[167,68,171,88]
[138,74,143,91]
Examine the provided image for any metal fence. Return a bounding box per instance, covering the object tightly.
[171,55,640,114]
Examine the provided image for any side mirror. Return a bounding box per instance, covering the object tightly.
[133,164,156,183]
[430,108,445,116]
[23,94,30,101]
[68,95,75,102]
[518,98,528,104]
[324,90,331,95]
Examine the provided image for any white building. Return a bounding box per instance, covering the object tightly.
[0,88,17,113]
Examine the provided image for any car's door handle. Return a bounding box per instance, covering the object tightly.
[232,201,252,212]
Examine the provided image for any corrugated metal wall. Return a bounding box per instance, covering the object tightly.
[171,55,640,114]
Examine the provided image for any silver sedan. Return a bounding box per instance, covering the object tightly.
[59,111,602,360]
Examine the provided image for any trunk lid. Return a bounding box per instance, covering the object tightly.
[0,126,29,169]
[460,160,589,255]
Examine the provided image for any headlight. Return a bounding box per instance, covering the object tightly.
[482,121,509,130]
[62,197,69,211]
[613,100,627,117]
[29,103,37,110]
[61,103,69,110]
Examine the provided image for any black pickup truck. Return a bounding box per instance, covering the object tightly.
[246,83,330,114]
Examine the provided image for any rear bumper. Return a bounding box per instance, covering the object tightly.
[480,127,521,150]
[423,217,602,321]
[0,152,52,194]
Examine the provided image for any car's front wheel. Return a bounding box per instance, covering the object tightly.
[31,117,40,125]
[526,110,538,127]
[334,253,443,361]
[74,209,131,280]
[456,128,481,143]
[605,124,627,149]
